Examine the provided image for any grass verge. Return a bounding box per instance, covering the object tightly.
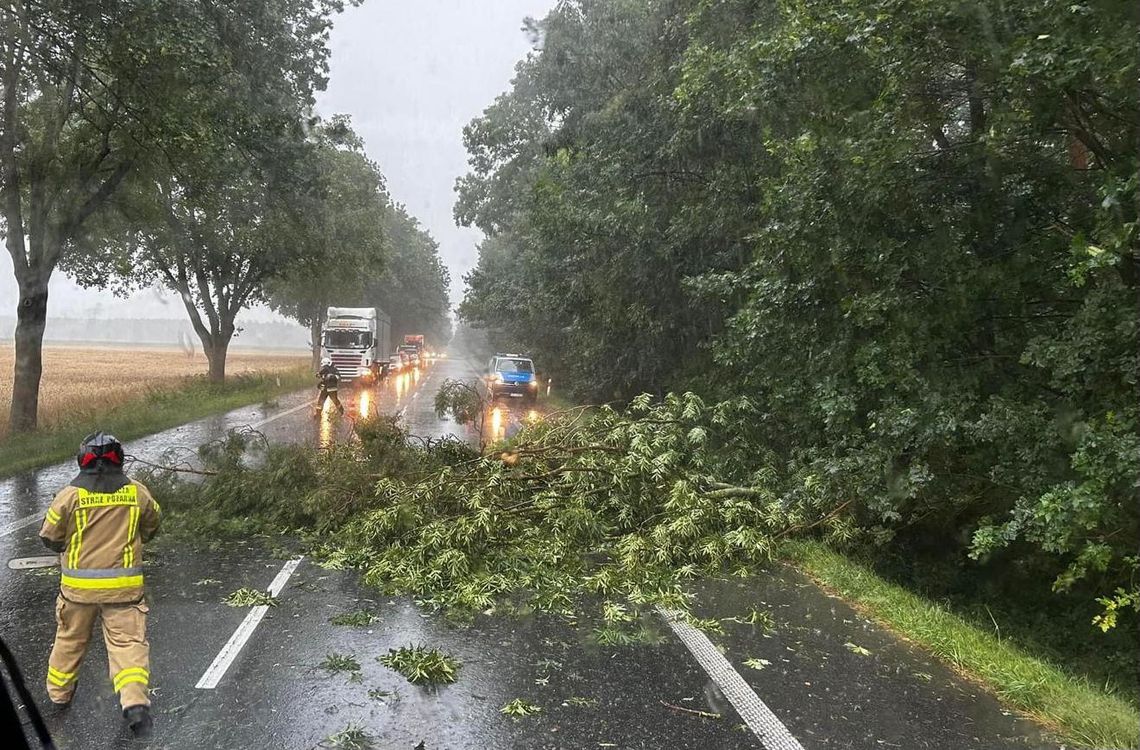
[537,387,576,412]
[0,368,310,478]
[781,539,1140,749]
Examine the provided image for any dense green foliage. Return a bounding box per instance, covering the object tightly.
[362,204,453,349]
[267,119,451,361]
[456,0,1139,639]
[2,0,445,423]
[65,3,363,381]
[154,399,829,619]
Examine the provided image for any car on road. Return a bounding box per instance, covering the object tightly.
[487,354,538,403]
[388,354,404,373]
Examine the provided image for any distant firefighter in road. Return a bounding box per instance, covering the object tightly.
[38,432,161,735]
[316,356,346,416]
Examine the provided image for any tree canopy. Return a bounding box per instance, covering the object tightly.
[266,118,390,366]
[1,0,356,416]
[457,0,1139,629]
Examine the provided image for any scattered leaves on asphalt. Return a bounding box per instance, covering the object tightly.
[319,653,361,674]
[223,587,277,607]
[722,607,776,631]
[379,645,460,685]
[743,657,771,670]
[329,610,379,627]
[844,642,872,656]
[315,549,353,570]
[193,578,221,586]
[367,687,401,704]
[501,698,542,717]
[322,724,373,750]
[563,696,598,707]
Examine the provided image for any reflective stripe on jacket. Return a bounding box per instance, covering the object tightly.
[40,481,161,603]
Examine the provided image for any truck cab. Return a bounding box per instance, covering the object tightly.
[397,344,420,366]
[321,307,391,382]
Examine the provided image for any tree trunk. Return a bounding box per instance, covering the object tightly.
[197,317,235,384]
[8,278,49,432]
[203,334,230,383]
[310,316,322,370]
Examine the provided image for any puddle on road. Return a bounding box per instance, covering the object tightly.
[485,402,542,443]
[319,402,337,448]
[357,387,372,419]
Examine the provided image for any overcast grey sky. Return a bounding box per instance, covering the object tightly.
[317,0,554,305]
[1,0,552,321]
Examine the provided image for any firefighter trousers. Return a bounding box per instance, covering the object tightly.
[47,594,151,710]
[317,389,344,413]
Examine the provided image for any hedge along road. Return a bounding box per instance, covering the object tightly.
[0,355,1060,749]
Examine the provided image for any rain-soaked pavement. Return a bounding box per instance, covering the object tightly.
[0,356,1061,749]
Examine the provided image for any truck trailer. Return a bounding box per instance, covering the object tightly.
[321,307,391,381]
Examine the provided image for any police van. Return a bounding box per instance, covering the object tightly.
[487,354,538,404]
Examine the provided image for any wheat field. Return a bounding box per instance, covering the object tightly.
[0,345,307,439]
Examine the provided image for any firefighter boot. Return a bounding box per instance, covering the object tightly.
[124,704,153,735]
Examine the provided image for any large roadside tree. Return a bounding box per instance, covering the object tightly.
[458,0,1139,625]
[83,146,320,381]
[268,118,390,368]
[456,0,730,399]
[64,0,351,382]
[1,0,351,428]
[0,1,216,431]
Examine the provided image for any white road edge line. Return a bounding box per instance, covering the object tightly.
[249,398,316,430]
[657,606,805,750]
[195,556,304,690]
[0,514,42,539]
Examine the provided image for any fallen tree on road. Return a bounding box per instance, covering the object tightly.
[149,392,843,626]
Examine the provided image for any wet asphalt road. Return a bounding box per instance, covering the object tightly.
[0,357,1061,749]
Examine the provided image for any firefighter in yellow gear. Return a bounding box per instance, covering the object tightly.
[38,432,161,735]
[315,357,345,415]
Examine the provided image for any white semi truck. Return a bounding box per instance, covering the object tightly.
[320,307,391,382]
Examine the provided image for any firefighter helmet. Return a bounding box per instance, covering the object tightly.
[321,357,332,367]
[77,431,124,470]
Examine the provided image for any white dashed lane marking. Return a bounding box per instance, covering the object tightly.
[195,557,304,689]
